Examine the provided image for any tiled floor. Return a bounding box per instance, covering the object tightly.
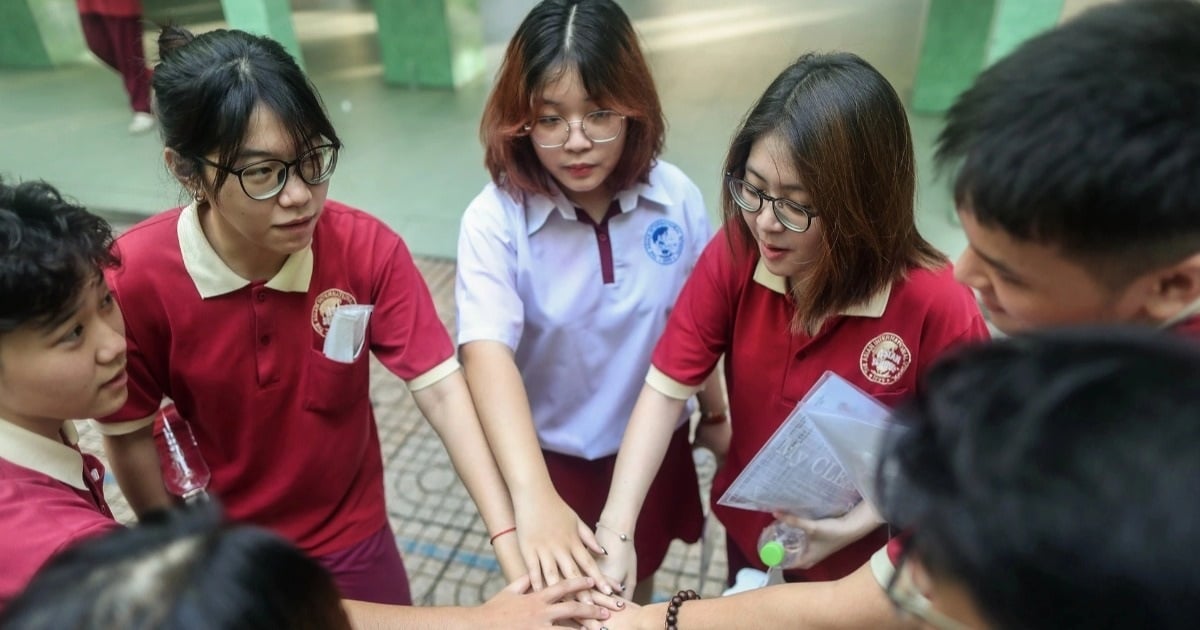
[22,0,971,607]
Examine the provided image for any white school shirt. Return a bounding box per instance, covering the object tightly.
[456,160,712,459]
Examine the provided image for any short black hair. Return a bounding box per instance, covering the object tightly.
[152,26,342,197]
[0,503,351,630]
[880,328,1200,629]
[936,0,1200,283]
[0,178,116,334]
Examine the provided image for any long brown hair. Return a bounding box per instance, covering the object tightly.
[723,52,945,334]
[480,0,665,198]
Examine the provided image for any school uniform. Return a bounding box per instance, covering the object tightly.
[456,160,710,579]
[648,227,989,582]
[0,419,118,607]
[96,200,458,604]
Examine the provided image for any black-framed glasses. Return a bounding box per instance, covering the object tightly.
[196,144,338,201]
[524,110,627,148]
[884,542,975,630]
[725,173,816,233]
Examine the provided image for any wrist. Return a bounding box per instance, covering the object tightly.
[699,409,728,425]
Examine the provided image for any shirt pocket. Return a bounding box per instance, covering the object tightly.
[302,348,370,416]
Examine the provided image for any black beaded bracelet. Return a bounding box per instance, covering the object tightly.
[665,589,701,630]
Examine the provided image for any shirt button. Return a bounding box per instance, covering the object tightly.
[260,335,270,345]
[599,233,608,242]
[257,292,267,302]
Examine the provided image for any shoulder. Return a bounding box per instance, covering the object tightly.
[893,264,976,308]
[648,160,703,203]
[112,208,183,259]
[314,199,406,252]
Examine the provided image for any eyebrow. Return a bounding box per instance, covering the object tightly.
[539,96,595,107]
[745,165,807,193]
[971,245,1020,277]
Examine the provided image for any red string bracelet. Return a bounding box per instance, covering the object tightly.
[489,526,517,546]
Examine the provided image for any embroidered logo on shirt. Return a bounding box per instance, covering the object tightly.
[311,288,357,337]
[644,219,684,265]
[859,332,912,385]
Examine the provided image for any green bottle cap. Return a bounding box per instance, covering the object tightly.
[759,540,785,567]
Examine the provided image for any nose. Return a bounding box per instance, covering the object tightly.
[562,120,593,153]
[277,164,313,208]
[755,202,786,233]
[953,247,983,288]
[97,316,127,366]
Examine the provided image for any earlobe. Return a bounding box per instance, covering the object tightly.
[1143,254,1200,324]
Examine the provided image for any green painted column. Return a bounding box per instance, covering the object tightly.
[374,0,484,89]
[912,0,1064,113]
[0,0,86,68]
[218,0,304,68]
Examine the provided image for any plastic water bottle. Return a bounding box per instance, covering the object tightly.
[155,404,211,503]
[758,520,808,584]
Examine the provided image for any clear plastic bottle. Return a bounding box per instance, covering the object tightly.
[758,520,808,584]
[154,404,211,503]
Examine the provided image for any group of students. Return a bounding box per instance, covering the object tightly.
[1,0,1199,628]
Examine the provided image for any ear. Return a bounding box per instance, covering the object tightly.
[1138,253,1200,324]
[164,148,197,188]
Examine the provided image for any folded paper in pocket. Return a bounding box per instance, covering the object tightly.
[323,304,374,363]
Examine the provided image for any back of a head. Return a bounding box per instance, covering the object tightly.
[0,504,350,630]
[936,0,1200,280]
[0,178,115,335]
[880,328,1200,629]
[152,26,340,196]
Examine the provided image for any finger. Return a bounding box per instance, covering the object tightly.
[570,545,614,596]
[577,520,606,556]
[573,588,596,607]
[504,574,532,594]
[540,551,564,588]
[546,600,610,623]
[525,553,546,591]
[588,589,626,612]
[576,618,606,630]
[540,576,595,602]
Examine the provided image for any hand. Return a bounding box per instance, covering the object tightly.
[587,600,649,630]
[774,502,883,570]
[594,527,637,599]
[515,491,620,597]
[477,575,611,628]
[692,417,730,468]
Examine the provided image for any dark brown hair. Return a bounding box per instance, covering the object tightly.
[480,0,664,199]
[723,52,945,334]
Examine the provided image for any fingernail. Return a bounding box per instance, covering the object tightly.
[602,546,608,555]
[616,600,625,608]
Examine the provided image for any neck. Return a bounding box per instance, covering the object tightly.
[565,188,614,223]
[0,413,63,442]
[198,203,288,281]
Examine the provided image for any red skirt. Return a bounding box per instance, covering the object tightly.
[543,424,704,581]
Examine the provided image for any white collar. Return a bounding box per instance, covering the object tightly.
[0,418,86,490]
[178,202,314,299]
[752,259,891,318]
[524,173,674,236]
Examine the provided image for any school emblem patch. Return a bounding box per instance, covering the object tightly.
[311,288,356,337]
[643,219,684,265]
[859,332,912,385]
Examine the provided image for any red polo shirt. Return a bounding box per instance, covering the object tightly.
[0,421,117,607]
[648,228,989,581]
[97,201,457,557]
[75,0,142,17]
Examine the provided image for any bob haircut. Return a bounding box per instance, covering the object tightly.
[722,53,944,334]
[0,503,351,630]
[152,26,342,198]
[480,0,664,199]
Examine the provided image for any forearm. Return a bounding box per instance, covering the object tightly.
[622,564,907,630]
[412,371,521,575]
[344,599,477,630]
[460,341,557,504]
[101,423,172,517]
[599,384,687,533]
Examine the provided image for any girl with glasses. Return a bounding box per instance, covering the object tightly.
[90,25,611,626]
[594,53,988,596]
[457,0,722,605]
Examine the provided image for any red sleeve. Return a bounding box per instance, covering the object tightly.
[101,241,166,422]
[367,230,455,381]
[651,227,747,386]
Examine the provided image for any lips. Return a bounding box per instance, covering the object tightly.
[759,242,789,262]
[276,215,314,229]
[101,368,127,390]
[564,163,595,178]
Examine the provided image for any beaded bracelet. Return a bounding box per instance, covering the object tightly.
[699,409,728,425]
[595,522,629,542]
[665,589,701,629]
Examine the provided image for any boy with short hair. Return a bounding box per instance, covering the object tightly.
[0,178,125,606]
